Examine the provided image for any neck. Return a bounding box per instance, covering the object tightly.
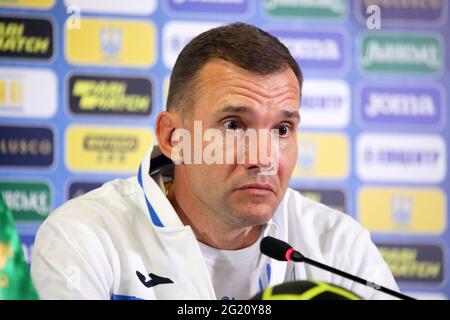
[167,182,262,250]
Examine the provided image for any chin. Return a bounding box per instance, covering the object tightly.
[232,204,276,227]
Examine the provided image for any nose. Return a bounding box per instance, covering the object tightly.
[237,129,280,175]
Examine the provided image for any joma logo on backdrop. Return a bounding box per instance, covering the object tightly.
[358,84,444,128]
[269,29,347,72]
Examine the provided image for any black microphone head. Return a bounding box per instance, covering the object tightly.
[260,236,292,261]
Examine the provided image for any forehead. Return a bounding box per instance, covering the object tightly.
[193,59,300,108]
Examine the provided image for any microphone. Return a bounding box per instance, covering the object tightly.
[260,236,415,300]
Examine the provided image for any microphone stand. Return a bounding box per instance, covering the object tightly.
[290,250,415,300]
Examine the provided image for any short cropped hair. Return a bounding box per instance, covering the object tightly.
[166,23,303,113]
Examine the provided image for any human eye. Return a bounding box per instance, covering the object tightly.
[276,123,292,137]
[222,118,245,131]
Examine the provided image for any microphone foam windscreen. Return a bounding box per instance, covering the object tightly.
[260,236,292,261]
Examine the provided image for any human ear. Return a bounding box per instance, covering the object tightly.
[155,112,180,159]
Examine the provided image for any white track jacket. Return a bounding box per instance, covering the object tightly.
[31,146,399,300]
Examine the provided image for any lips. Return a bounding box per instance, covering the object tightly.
[236,183,276,196]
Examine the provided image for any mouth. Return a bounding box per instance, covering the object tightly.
[235,183,276,196]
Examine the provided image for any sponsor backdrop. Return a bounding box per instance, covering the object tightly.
[0,0,448,299]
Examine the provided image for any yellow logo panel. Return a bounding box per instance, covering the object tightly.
[0,242,12,269]
[65,18,156,68]
[292,132,349,180]
[0,0,54,9]
[358,187,446,235]
[66,126,153,173]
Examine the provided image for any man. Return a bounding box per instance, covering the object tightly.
[31,23,399,300]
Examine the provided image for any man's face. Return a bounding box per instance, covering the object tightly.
[177,59,300,229]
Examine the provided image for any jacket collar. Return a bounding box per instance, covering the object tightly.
[137,144,289,289]
[137,145,286,232]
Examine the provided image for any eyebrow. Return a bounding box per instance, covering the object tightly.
[214,105,300,120]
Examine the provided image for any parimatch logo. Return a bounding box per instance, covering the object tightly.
[377,243,445,285]
[69,74,152,117]
[0,16,53,60]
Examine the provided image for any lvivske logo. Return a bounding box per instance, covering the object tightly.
[263,0,347,19]
[0,67,56,118]
[360,32,443,74]
[293,133,349,180]
[376,243,445,285]
[66,126,152,173]
[65,18,155,67]
[270,29,346,71]
[0,16,53,60]
[356,133,446,183]
[0,181,51,223]
[0,126,54,168]
[0,0,54,9]
[359,85,444,128]
[301,79,350,128]
[357,0,447,26]
[358,187,446,234]
[69,74,152,116]
[163,21,220,68]
[166,0,250,15]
